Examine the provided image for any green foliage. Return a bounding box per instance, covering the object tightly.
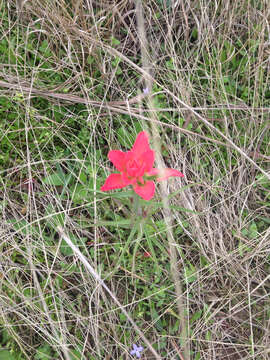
[34,344,55,360]
[116,122,143,148]
[0,350,17,360]
[184,262,197,284]
[0,327,25,360]
[43,172,68,186]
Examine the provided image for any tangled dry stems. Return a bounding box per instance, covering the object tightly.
[0,0,269,359]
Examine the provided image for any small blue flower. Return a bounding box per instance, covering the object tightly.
[143,87,149,95]
[130,344,144,358]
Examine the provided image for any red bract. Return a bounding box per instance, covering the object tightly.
[101,131,184,200]
[143,251,151,258]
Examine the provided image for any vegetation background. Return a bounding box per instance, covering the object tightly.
[0,0,270,359]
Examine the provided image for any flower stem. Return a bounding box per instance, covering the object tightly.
[132,193,141,218]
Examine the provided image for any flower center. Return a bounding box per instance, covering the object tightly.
[126,158,144,178]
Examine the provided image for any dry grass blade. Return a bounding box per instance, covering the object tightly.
[57,226,161,360]
[135,0,190,358]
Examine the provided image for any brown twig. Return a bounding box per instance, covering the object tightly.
[171,339,186,360]
[0,80,147,107]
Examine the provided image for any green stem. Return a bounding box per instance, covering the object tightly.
[106,219,140,281]
[132,193,141,218]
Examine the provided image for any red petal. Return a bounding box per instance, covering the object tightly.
[143,251,151,258]
[140,150,155,172]
[157,168,184,181]
[133,181,155,200]
[101,174,130,191]
[108,150,126,171]
[146,168,159,177]
[131,132,151,158]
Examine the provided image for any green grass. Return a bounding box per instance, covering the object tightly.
[0,0,270,359]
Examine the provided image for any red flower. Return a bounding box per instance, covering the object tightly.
[101,131,184,200]
[143,251,151,258]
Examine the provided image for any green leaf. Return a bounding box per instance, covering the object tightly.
[170,205,201,214]
[0,351,16,360]
[60,234,76,256]
[39,40,52,58]
[79,171,87,183]
[117,126,136,148]
[60,232,87,257]
[205,330,212,341]
[190,310,203,324]
[248,222,258,239]
[144,226,164,270]
[7,219,28,235]
[150,304,163,331]
[150,201,201,215]
[111,37,120,46]
[97,189,134,199]
[7,219,40,238]
[43,172,65,186]
[116,123,143,148]
[184,262,197,284]
[96,219,131,228]
[238,240,251,257]
[258,217,270,224]
[70,183,89,203]
[45,204,65,227]
[107,190,134,199]
[34,344,54,359]
[39,40,48,52]
[69,346,84,360]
